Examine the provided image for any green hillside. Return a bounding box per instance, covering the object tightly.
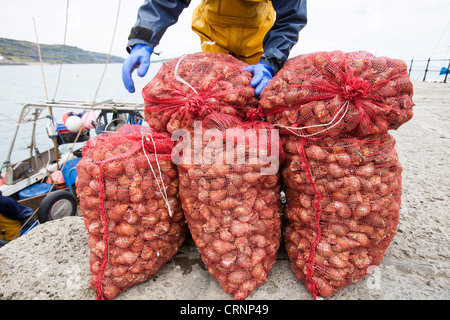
[0,37,124,64]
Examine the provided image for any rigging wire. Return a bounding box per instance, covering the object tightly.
[60,0,123,179]
[33,17,61,169]
[52,0,70,101]
[32,17,49,101]
[430,20,450,58]
[91,0,122,107]
[12,0,124,239]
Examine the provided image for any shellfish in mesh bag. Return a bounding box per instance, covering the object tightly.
[142,52,260,134]
[76,124,188,299]
[281,133,402,298]
[175,114,284,300]
[260,50,414,138]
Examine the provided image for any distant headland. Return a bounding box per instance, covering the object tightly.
[0,37,125,65]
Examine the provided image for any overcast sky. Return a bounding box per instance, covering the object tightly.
[0,0,449,62]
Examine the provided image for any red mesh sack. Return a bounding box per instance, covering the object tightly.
[142,52,259,134]
[260,51,414,138]
[281,133,402,298]
[175,114,284,299]
[76,125,188,299]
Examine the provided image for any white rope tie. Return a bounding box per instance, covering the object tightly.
[141,133,173,217]
[173,40,216,94]
[274,100,350,138]
[174,54,198,95]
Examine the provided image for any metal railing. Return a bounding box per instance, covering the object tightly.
[408,58,450,83]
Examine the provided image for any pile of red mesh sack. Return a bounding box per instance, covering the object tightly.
[76,125,188,299]
[75,49,414,300]
[259,50,413,298]
[175,114,284,299]
[142,52,260,134]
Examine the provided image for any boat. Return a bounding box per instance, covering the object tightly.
[0,99,145,242]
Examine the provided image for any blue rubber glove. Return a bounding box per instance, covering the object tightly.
[122,44,152,93]
[243,62,274,97]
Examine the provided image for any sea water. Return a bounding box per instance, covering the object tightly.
[0,62,162,167]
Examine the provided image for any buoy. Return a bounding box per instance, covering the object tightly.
[81,110,99,129]
[46,170,65,185]
[62,111,77,124]
[0,173,6,186]
[65,115,83,133]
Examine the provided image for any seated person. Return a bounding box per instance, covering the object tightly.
[0,191,35,241]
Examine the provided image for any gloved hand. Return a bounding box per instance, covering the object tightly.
[122,44,152,93]
[243,62,274,97]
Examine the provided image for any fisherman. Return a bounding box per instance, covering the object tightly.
[0,191,35,242]
[122,0,307,97]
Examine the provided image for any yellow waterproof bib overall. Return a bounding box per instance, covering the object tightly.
[0,213,21,241]
[191,0,275,65]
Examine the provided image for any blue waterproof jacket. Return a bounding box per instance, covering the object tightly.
[0,191,34,229]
